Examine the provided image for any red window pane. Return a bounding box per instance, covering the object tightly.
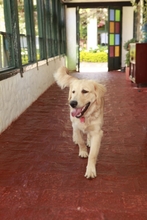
[115,22,120,33]
[110,46,114,57]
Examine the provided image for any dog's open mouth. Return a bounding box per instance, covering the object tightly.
[71,102,90,118]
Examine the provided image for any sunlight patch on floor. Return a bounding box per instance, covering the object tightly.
[80,62,108,73]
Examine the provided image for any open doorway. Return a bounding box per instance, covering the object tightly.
[79,8,108,72]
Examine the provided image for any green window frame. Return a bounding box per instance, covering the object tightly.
[18,0,37,65]
[0,0,22,72]
[0,0,66,76]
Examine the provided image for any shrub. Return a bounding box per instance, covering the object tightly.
[80,51,108,62]
[123,38,136,66]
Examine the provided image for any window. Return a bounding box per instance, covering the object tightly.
[18,0,28,64]
[18,0,36,64]
[0,0,14,70]
[33,0,40,60]
[0,0,66,74]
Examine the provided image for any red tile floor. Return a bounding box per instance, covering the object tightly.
[1,70,147,220]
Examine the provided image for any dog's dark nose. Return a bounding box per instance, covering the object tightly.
[70,100,78,108]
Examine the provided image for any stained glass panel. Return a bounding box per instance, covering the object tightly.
[110,22,114,33]
[115,22,120,33]
[115,10,120,22]
[110,34,114,45]
[115,34,120,45]
[115,46,119,57]
[110,46,114,57]
[110,9,114,21]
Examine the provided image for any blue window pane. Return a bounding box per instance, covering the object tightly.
[110,9,114,21]
[115,34,120,45]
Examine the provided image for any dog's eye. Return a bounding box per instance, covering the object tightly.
[72,90,75,93]
[82,89,88,94]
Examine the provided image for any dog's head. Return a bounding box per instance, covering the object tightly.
[68,79,106,118]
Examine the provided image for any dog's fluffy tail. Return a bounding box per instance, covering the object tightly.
[54,66,75,89]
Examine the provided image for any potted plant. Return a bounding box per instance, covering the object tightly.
[123,38,136,80]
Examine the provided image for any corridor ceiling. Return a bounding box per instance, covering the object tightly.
[62,0,132,7]
[62,0,130,2]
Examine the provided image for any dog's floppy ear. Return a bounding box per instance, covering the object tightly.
[54,66,76,89]
[93,81,106,100]
[68,86,72,101]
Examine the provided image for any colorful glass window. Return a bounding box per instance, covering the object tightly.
[115,46,119,57]
[110,9,114,21]
[110,46,114,57]
[110,34,114,45]
[110,22,114,33]
[115,34,120,45]
[115,10,120,22]
[115,22,120,33]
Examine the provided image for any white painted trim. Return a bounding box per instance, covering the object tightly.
[122,6,134,67]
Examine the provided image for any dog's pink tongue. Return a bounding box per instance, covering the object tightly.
[71,108,82,117]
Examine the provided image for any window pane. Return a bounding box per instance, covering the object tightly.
[110,22,114,33]
[115,10,120,22]
[33,0,40,60]
[49,0,54,57]
[115,46,119,57]
[17,0,28,64]
[110,46,114,57]
[110,9,114,21]
[109,34,114,45]
[115,22,120,33]
[0,0,6,32]
[0,0,14,70]
[115,34,120,45]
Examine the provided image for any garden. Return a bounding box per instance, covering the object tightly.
[80,45,108,63]
[79,8,108,63]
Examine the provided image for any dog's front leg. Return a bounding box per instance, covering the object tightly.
[73,127,88,158]
[85,130,103,178]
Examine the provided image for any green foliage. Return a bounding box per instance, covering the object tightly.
[21,54,40,65]
[80,23,87,40]
[123,38,136,51]
[123,38,136,66]
[79,8,108,41]
[143,0,147,25]
[22,57,28,65]
[130,0,147,27]
[97,45,108,52]
[125,52,130,66]
[80,51,107,62]
[88,45,108,53]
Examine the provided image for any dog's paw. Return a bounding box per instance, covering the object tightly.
[84,165,97,179]
[79,150,88,158]
[87,143,91,148]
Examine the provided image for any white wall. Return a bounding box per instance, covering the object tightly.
[122,6,134,67]
[66,7,77,71]
[0,56,65,134]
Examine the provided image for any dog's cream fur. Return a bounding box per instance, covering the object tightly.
[54,67,106,178]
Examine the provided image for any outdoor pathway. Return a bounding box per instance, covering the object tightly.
[80,62,108,72]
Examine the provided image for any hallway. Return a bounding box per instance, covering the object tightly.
[1,70,147,219]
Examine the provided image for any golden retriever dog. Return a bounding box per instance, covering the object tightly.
[54,67,106,178]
